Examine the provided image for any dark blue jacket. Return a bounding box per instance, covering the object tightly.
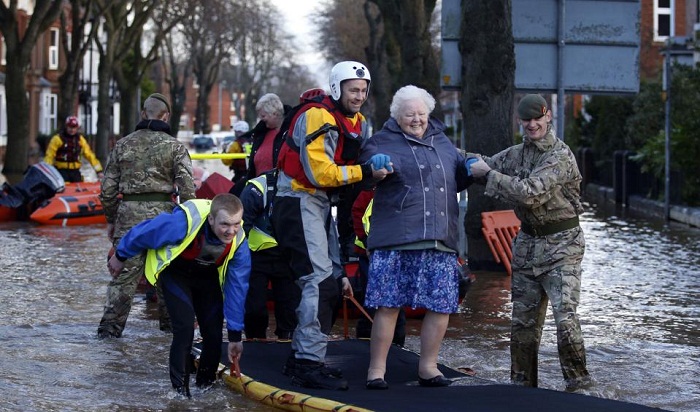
[359,117,471,252]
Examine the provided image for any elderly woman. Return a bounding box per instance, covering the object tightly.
[359,85,472,389]
[248,93,287,179]
[229,93,287,196]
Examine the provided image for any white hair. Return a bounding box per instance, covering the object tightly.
[389,85,436,119]
[255,93,284,117]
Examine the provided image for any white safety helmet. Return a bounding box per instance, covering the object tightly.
[233,120,250,133]
[329,61,371,101]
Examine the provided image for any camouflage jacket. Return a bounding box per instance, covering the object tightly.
[101,126,195,226]
[481,126,584,274]
[482,126,583,226]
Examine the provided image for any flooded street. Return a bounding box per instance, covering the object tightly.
[0,159,698,411]
[430,203,700,412]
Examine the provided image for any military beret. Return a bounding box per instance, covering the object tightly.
[147,93,171,113]
[517,94,548,119]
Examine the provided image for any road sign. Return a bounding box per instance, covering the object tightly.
[441,0,640,94]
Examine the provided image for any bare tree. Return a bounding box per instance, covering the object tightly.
[58,0,102,131]
[228,0,317,120]
[270,64,318,108]
[313,0,440,125]
[368,0,441,122]
[161,30,193,137]
[107,1,179,139]
[180,0,242,134]
[93,1,145,161]
[313,0,369,62]
[461,0,516,267]
[0,0,63,182]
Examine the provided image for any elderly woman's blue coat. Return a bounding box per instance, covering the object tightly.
[358,116,472,252]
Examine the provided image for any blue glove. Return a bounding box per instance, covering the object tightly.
[465,157,479,177]
[368,154,393,172]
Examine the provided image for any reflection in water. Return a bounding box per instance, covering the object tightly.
[0,193,698,411]
[401,206,699,412]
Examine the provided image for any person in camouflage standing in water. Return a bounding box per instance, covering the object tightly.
[98,93,196,339]
[468,94,593,391]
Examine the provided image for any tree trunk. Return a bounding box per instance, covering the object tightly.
[396,0,441,107]
[118,86,138,138]
[196,85,213,134]
[461,0,516,270]
[368,0,440,125]
[58,72,79,126]
[169,75,187,137]
[363,1,390,127]
[0,0,63,182]
[96,51,114,161]
[2,61,32,183]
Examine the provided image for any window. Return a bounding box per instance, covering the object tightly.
[44,94,58,133]
[654,0,671,42]
[49,28,59,69]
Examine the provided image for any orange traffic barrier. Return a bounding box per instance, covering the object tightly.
[481,210,521,275]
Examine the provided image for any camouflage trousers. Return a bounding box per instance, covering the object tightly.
[510,264,590,388]
[97,251,170,337]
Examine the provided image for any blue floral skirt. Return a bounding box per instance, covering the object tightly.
[364,249,459,314]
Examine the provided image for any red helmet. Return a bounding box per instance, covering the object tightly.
[299,88,326,103]
[66,116,79,128]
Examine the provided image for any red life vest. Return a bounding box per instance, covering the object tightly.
[56,133,82,163]
[178,231,233,266]
[277,95,364,190]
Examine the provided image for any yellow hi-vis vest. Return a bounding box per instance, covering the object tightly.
[246,175,278,251]
[354,199,373,250]
[144,199,245,286]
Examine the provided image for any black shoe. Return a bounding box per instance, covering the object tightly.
[366,378,389,390]
[174,385,192,399]
[320,363,343,378]
[418,375,452,387]
[97,329,118,339]
[196,367,216,388]
[287,359,348,390]
[283,354,343,379]
[195,381,215,393]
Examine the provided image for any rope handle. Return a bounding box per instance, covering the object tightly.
[341,294,373,339]
[230,357,241,378]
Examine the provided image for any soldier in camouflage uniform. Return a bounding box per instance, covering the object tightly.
[468,94,592,391]
[98,93,196,339]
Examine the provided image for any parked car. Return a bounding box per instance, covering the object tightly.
[207,132,236,148]
[192,135,215,151]
[221,134,236,151]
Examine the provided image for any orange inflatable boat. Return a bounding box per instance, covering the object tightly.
[30,182,106,226]
[0,205,17,222]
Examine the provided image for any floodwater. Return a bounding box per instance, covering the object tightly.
[0,160,698,411]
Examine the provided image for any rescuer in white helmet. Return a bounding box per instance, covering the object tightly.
[273,61,393,390]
